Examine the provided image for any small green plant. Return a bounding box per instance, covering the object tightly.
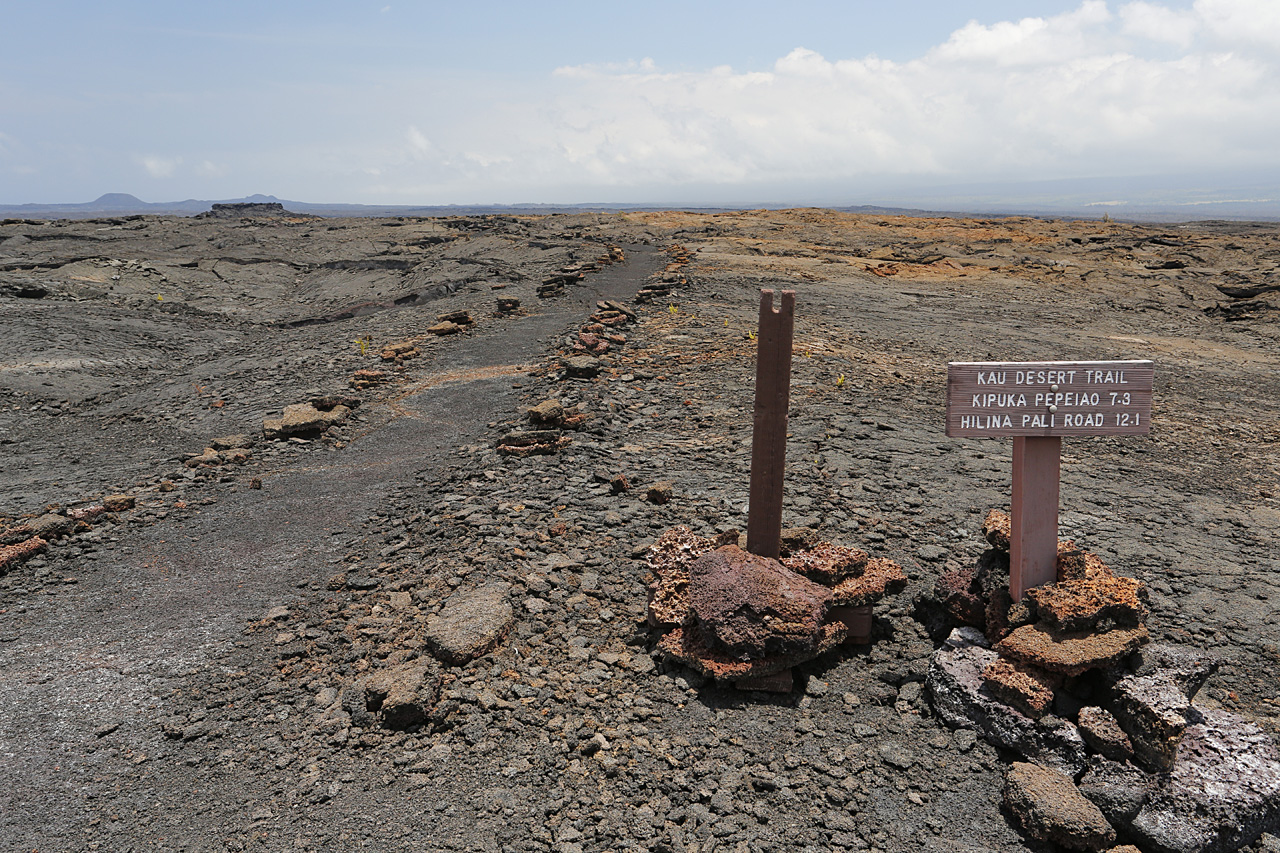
[836,373,846,388]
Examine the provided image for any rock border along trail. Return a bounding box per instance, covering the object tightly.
[1,209,1279,852]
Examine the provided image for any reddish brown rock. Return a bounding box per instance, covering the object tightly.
[656,622,846,682]
[0,523,35,546]
[1057,542,1114,582]
[645,527,715,627]
[982,657,1062,719]
[996,623,1149,677]
[0,536,48,573]
[781,541,869,584]
[935,562,986,628]
[1004,761,1116,850]
[689,545,833,659]
[983,509,1012,550]
[1077,706,1134,763]
[102,493,135,512]
[830,557,907,607]
[1026,576,1148,633]
[985,585,1015,643]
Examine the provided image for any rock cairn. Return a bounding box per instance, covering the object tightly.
[927,509,1280,853]
[538,246,624,298]
[647,526,906,692]
[634,244,691,304]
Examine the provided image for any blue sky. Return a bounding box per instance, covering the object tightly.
[2,0,1278,205]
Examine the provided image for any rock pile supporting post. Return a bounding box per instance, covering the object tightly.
[746,289,796,560]
[1009,436,1061,600]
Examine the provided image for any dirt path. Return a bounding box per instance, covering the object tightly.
[0,244,666,851]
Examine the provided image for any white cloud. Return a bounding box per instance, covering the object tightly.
[182,1,1280,202]
[406,126,432,157]
[140,155,181,178]
[1120,2,1199,46]
[1195,0,1280,49]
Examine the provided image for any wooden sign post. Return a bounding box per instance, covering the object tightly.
[946,360,1154,600]
[746,289,796,560]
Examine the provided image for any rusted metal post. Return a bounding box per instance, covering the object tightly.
[746,289,795,559]
[1009,436,1061,601]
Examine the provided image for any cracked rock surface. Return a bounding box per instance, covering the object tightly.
[2,210,1279,852]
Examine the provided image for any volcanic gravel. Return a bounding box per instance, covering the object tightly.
[1,208,1278,852]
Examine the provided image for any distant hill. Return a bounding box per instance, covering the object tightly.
[3,184,1279,222]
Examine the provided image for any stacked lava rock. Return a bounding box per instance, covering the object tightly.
[943,510,1151,720]
[635,244,691,303]
[928,509,1280,853]
[573,300,634,356]
[493,398,586,458]
[647,526,906,691]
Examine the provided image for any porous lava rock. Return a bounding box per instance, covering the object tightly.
[983,508,1012,550]
[927,628,1089,776]
[1026,576,1148,633]
[647,527,904,688]
[981,657,1061,720]
[1055,542,1114,583]
[1108,672,1191,772]
[1077,706,1135,763]
[830,557,908,606]
[0,536,48,573]
[494,429,571,457]
[656,622,847,681]
[996,622,1149,677]
[1003,761,1116,851]
[781,541,867,583]
[644,526,713,627]
[688,544,832,660]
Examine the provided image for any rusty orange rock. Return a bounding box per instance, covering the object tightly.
[981,657,1062,719]
[1025,575,1148,633]
[0,536,48,573]
[995,622,1149,677]
[983,509,1012,550]
[830,557,907,607]
[781,541,869,584]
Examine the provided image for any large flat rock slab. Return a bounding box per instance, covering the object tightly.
[995,622,1148,676]
[1127,708,1280,853]
[1003,761,1115,851]
[424,583,514,665]
[927,629,1088,776]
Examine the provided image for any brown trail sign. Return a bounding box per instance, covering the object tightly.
[946,360,1154,600]
[746,289,796,560]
